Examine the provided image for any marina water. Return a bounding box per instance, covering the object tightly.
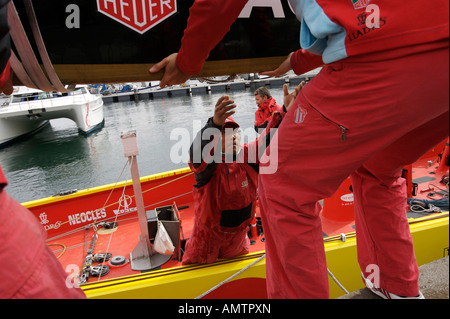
[0,85,290,204]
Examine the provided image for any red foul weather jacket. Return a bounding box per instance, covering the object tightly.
[0,169,86,298]
[176,0,448,76]
[184,113,283,263]
[254,97,283,132]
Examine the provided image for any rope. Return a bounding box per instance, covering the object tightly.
[44,159,130,234]
[45,190,193,243]
[44,167,193,236]
[83,170,194,214]
[70,170,193,227]
[97,159,131,213]
[410,203,441,214]
[142,172,194,195]
[144,191,192,210]
[408,198,443,214]
[45,163,192,282]
[191,253,349,298]
[47,243,66,259]
[96,177,129,282]
[195,254,266,299]
[199,74,237,83]
[327,268,349,294]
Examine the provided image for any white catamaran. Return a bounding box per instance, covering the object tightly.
[0,86,104,147]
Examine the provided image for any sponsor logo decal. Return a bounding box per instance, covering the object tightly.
[97,0,177,34]
[294,106,307,124]
[351,0,371,10]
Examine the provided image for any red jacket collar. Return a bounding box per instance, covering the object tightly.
[258,97,276,111]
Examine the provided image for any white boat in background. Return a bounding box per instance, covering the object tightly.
[0,86,104,147]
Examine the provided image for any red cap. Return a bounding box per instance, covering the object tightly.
[222,116,240,130]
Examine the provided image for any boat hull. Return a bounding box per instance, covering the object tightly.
[0,118,49,147]
[79,214,448,299]
[23,150,449,299]
[72,97,104,134]
[0,89,104,145]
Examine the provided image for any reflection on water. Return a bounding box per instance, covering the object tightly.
[0,86,287,203]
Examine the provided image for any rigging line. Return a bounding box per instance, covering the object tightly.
[98,158,131,212]
[83,160,130,280]
[327,268,349,295]
[85,170,194,213]
[428,183,449,194]
[97,175,129,282]
[195,254,266,299]
[46,191,192,242]
[45,168,192,240]
[46,159,130,232]
[81,171,194,214]
[194,255,349,299]
[84,158,130,227]
[143,191,193,210]
[80,160,131,283]
[141,171,195,195]
[46,243,66,259]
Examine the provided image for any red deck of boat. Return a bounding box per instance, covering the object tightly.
[47,200,268,284]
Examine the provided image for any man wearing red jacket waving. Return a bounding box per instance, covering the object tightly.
[184,84,302,264]
[151,0,449,299]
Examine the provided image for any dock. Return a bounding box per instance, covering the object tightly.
[100,71,320,104]
[338,256,449,299]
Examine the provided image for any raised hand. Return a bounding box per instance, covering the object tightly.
[284,81,305,112]
[260,52,293,78]
[149,53,190,88]
[213,96,236,127]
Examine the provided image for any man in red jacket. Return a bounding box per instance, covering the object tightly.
[150,0,449,299]
[184,95,283,264]
[184,85,301,265]
[0,168,87,299]
[254,87,283,132]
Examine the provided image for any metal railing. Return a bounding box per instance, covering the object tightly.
[1,89,94,114]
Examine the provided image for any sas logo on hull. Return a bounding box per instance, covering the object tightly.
[97,0,177,34]
[351,0,371,9]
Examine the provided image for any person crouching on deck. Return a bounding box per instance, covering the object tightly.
[183,87,301,265]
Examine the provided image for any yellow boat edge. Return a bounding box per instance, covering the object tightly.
[81,212,448,299]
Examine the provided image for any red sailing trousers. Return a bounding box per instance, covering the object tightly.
[1,168,86,298]
[259,46,449,298]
